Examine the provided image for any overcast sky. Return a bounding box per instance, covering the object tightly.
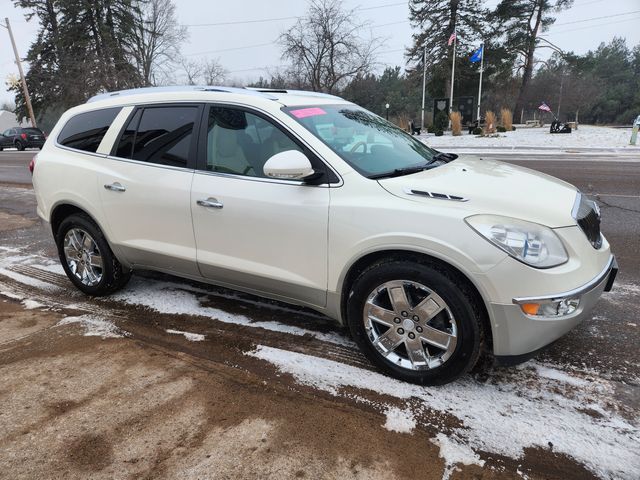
[1,0,639,105]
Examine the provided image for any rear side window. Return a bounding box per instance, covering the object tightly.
[57,107,121,153]
[115,106,197,167]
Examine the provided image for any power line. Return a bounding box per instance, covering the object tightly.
[183,1,408,28]
[552,10,640,27]
[546,14,640,36]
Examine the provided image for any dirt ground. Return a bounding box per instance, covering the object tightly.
[0,181,638,479]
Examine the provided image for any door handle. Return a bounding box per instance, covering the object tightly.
[104,182,126,192]
[197,198,224,209]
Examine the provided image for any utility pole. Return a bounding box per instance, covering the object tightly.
[421,46,427,129]
[3,17,37,128]
[448,25,457,128]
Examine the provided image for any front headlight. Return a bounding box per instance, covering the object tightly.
[465,215,568,268]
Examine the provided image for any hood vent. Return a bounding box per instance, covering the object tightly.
[403,187,468,202]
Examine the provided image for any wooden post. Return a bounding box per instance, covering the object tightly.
[4,17,37,128]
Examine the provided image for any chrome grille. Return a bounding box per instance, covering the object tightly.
[573,193,602,249]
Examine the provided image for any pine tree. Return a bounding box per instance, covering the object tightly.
[11,0,143,126]
[492,0,573,121]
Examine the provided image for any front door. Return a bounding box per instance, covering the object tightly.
[191,105,330,307]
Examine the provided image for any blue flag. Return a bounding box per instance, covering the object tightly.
[470,45,483,63]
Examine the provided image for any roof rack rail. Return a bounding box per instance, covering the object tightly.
[86,85,278,103]
[86,85,344,104]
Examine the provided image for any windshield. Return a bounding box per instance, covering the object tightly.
[283,105,439,178]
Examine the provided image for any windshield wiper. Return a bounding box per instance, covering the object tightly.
[432,152,458,162]
[368,163,432,179]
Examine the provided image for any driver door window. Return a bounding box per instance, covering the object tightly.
[206,107,302,178]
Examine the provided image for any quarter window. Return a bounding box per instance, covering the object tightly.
[58,107,121,153]
[206,106,302,177]
[129,106,197,167]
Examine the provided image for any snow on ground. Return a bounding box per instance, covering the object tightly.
[431,433,485,480]
[112,277,354,347]
[166,328,205,342]
[247,345,640,480]
[382,406,416,434]
[57,314,125,338]
[422,124,640,150]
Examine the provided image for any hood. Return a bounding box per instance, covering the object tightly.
[377,157,578,228]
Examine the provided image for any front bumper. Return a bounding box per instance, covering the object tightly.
[490,255,617,363]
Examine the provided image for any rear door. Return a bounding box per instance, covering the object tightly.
[97,104,202,276]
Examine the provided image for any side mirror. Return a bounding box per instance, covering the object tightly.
[263,150,315,180]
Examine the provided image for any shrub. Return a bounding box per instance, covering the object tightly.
[485,111,497,134]
[427,124,435,133]
[472,127,483,135]
[434,129,444,137]
[497,126,507,133]
[450,111,462,136]
[500,108,513,131]
[512,126,516,131]
[434,111,449,131]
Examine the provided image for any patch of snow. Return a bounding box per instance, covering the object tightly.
[532,362,590,388]
[0,267,56,290]
[422,125,640,150]
[383,406,416,434]
[22,299,45,310]
[432,433,485,480]
[31,262,66,275]
[0,290,23,300]
[112,279,353,347]
[57,315,124,338]
[627,322,637,327]
[166,329,205,342]
[247,345,640,480]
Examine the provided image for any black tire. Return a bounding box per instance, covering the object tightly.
[56,213,131,296]
[346,259,484,385]
[15,141,25,151]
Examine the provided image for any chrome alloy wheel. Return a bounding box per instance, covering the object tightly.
[63,228,103,286]
[363,280,458,370]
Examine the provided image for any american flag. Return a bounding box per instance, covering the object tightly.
[448,31,457,46]
[538,102,552,112]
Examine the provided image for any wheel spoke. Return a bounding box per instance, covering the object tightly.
[69,230,83,250]
[414,294,445,321]
[82,233,94,252]
[366,302,396,326]
[89,254,103,270]
[373,328,404,355]
[405,337,429,366]
[388,284,411,313]
[419,325,455,350]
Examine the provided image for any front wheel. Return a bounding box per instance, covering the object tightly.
[56,213,131,296]
[347,259,484,385]
[15,141,24,151]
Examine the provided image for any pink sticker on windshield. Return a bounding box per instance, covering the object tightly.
[290,107,327,118]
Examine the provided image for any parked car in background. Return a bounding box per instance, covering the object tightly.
[31,86,617,385]
[0,127,46,151]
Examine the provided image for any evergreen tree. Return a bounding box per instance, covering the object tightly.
[492,0,573,121]
[11,0,143,126]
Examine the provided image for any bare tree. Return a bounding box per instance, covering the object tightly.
[130,0,188,86]
[278,0,380,93]
[178,58,204,85]
[202,58,227,85]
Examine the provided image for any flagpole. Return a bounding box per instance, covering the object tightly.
[476,41,484,121]
[448,23,457,126]
[421,46,427,129]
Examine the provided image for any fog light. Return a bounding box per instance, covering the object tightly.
[519,298,579,317]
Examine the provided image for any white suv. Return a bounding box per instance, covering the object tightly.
[32,87,617,385]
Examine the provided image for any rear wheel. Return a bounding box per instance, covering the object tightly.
[56,213,131,296]
[347,259,483,385]
[15,140,24,151]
